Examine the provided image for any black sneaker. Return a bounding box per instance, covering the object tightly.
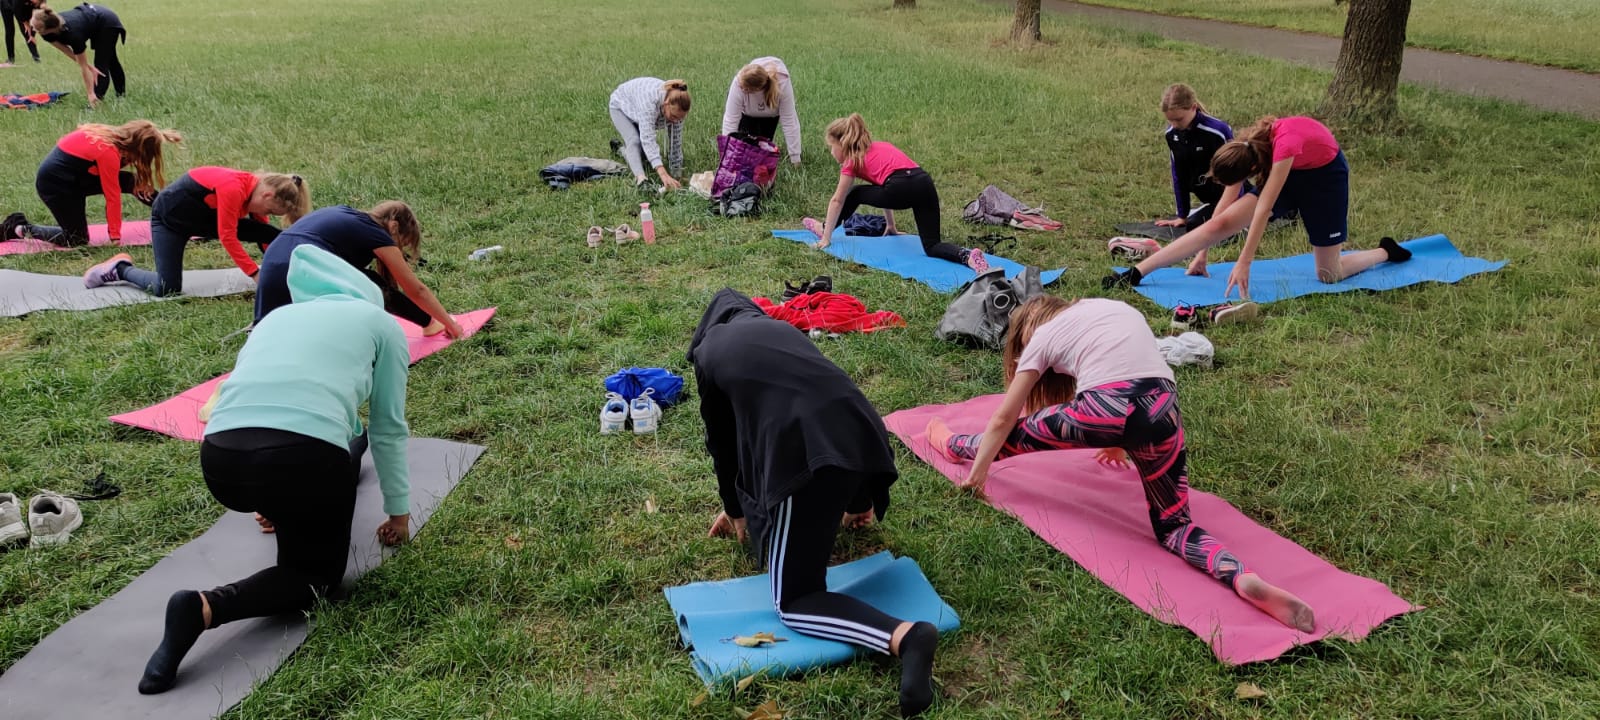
[1101,267,1142,290]
[1,212,28,241]
[781,279,808,301]
[1171,303,1205,331]
[806,275,833,294]
[609,139,624,157]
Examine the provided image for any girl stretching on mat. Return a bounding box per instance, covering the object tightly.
[253,202,463,337]
[609,77,690,190]
[721,57,802,164]
[1,120,182,248]
[138,245,413,695]
[1155,84,1236,230]
[804,114,989,273]
[689,288,940,718]
[31,3,125,107]
[82,166,310,296]
[925,295,1316,633]
[1104,115,1411,297]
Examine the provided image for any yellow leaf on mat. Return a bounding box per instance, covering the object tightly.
[1235,682,1268,700]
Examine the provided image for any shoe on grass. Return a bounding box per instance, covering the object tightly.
[1171,303,1205,332]
[0,493,27,546]
[1209,301,1260,326]
[1108,236,1161,261]
[600,392,628,435]
[84,253,133,289]
[630,388,662,435]
[587,226,604,249]
[28,492,83,547]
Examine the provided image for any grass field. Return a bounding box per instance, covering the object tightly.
[1067,0,1600,73]
[2,0,1598,717]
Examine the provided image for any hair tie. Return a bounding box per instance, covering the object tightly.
[291,174,302,186]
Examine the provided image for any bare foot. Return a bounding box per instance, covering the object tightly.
[1236,572,1315,632]
[925,418,958,462]
[422,320,446,336]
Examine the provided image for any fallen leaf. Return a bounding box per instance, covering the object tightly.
[645,497,659,514]
[735,673,758,695]
[691,689,708,707]
[745,699,786,720]
[503,535,523,550]
[1235,682,1268,700]
[732,632,790,647]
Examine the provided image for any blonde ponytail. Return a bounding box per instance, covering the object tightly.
[257,173,311,225]
[662,79,692,116]
[825,113,873,168]
[738,63,780,109]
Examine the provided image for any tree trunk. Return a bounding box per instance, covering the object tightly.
[1322,0,1412,126]
[1011,0,1042,42]
[893,0,915,8]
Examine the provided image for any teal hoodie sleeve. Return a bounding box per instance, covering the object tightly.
[370,318,412,516]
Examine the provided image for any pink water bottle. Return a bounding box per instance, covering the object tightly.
[640,203,656,244]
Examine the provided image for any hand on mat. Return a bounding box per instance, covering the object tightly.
[1186,255,1210,277]
[1156,217,1187,228]
[1226,260,1252,300]
[813,239,831,250]
[254,513,275,534]
[958,472,989,499]
[709,511,748,542]
[841,510,875,529]
[1095,447,1131,469]
[377,514,410,546]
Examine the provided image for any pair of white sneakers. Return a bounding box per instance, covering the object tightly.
[600,388,662,435]
[0,491,83,547]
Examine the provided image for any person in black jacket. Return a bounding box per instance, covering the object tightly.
[30,3,125,107]
[1158,83,1237,232]
[687,288,939,718]
[1,0,41,64]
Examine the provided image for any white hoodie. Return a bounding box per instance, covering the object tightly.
[721,57,801,163]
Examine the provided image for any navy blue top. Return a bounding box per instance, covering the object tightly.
[1165,111,1234,218]
[41,4,123,55]
[253,206,395,323]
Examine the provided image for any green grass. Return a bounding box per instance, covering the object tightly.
[2,0,1599,717]
[1066,0,1600,73]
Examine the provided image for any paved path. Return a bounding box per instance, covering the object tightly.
[1021,0,1600,120]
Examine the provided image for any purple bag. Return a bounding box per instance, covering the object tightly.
[712,133,781,198]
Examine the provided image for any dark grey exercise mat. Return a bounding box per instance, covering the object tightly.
[1114,216,1297,242]
[0,269,256,317]
[0,438,485,719]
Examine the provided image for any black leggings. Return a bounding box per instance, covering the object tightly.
[91,29,125,98]
[29,147,145,246]
[767,472,904,655]
[838,169,967,265]
[2,4,39,61]
[198,428,363,626]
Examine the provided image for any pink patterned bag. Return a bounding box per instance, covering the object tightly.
[712,133,781,198]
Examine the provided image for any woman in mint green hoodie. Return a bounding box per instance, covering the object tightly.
[138,244,413,695]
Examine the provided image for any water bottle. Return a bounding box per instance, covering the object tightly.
[468,245,504,261]
[639,203,656,244]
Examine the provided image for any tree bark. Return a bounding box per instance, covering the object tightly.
[1322,0,1412,125]
[1011,0,1042,42]
[893,0,915,8]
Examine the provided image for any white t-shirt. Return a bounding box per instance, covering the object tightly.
[1014,299,1174,392]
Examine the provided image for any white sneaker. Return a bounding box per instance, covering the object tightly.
[630,388,662,434]
[28,492,82,546]
[0,493,27,546]
[600,392,628,434]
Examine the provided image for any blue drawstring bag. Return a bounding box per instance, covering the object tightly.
[605,367,686,406]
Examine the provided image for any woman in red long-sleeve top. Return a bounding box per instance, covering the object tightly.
[82,166,311,296]
[2,120,181,247]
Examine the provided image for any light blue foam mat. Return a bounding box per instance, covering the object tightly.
[1117,234,1506,309]
[772,229,1065,293]
[664,551,961,686]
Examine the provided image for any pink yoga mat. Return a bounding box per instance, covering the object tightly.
[0,221,153,256]
[884,395,1418,664]
[109,308,497,441]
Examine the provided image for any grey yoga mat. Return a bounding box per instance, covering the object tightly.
[0,269,256,317]
[1114,215,1296,242]
[0,438,486,719]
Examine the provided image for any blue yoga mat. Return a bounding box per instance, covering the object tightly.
[772,229,1065,294]
[1118,234,1506,309]
[664,551,961,686]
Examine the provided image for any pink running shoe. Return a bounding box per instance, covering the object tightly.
[1009,209,1062,231]
[1108,236,1161,261]
[83,253,132,289]
[965,248,990,274]
[802,217,825,240]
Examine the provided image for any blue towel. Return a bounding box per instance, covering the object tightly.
[1119,234,1506,309]
[664,552,961,686]
[772,229,1065,294]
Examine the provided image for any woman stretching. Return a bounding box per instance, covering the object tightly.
[2,120,182,247]
[608,77,690,190]
[925,296,1315,633]
[138,245,413,694]
[253,202,463,337]
[82,166,310,296]
[1104,115,1410,297]
[720,57,802,164]
[31,3,125,107]
[2,0,41,64]
[804,114,988,273]
[689,288,940,718]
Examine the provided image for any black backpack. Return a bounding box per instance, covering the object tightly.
[712,182,763,217]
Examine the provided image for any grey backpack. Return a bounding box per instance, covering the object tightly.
[935,266,1046,348]
[962,185,1029,226]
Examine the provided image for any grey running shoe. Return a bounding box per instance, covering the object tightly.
[28,492,83,546]
[0,493,27,545]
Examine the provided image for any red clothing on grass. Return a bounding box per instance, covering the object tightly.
[57,129,128,240]
[1271,116,1340,170]
[840,141,919,185]
[753,292,906,334]
[188,166,270,277]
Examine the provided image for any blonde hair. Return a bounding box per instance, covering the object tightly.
[738,63,780,109]
[1209,115,1278,187]
[256,173,311,224]
[1160,83,1207,115]
[825,113,873,169]
[1003,295,1081,415]
[368,200,420,287]
[78,120,183,196]
[662,79,691,117]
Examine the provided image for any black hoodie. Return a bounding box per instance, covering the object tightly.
[686,289,897,562]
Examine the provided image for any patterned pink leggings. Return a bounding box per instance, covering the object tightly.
[949,378,1246,587]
